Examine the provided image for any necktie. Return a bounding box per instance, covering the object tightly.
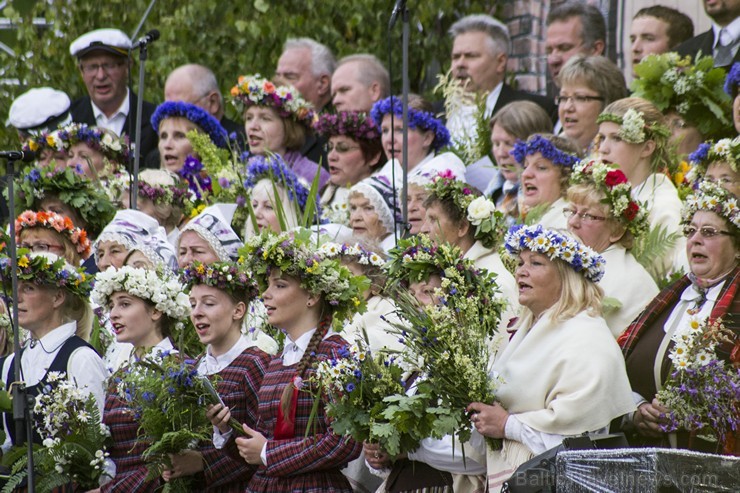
[714,28,735,67]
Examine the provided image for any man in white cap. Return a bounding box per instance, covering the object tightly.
[8,87,72,142]
[68,28,158,166]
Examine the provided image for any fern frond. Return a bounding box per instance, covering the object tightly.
[632,224,680,282]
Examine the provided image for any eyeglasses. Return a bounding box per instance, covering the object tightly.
[19,242,65,253]
[555,95,604,106]
[79,61,125,75]
[682,225,732,239]
[325,142,360,154]
[563,207,607,223]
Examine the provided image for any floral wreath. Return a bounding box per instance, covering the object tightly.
[370,96,451,152]
[151,101,228,148]
[318,242,386,267]
[687,137,739,182]
[22,123,131,165]
[138,169,190,208]
[239,228,368,324]
[0,251,93,300]
[15,210,92,258]
[182,260,259,299]
[510,134,580,167]
[230,74,315,127]
[596,108,671,144]
[91,265,191,323]
[243,154,314,213]
[681,180,739,230]
[504,224,606,283]
[631,53,733,139]
[313,111,380,141]
[570,159,649,238]
[724,62,740,97]
[13,164,117,238]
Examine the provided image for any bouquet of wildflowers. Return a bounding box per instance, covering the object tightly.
[115,352,214,493]
[310,339,424,457]
[1,372,111,493]
[657,316,740,444]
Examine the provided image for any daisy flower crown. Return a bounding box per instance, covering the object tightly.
[15,210,92,258]
[0,251,92,299]
[182,260,259,300]
[688,137,739,181]
[370,96,451,152]
[244,154,314,213]
[13,164,117,239]
[91,265,191,323]
[317,242,386,267]
[137,170,190,208]
[570,159,649,238]
[313,111,380,141]
[151,101,228,149]
[681,180,739,230]
[510,134,580,167]
[596,108,671,144]
[230,74,315,127]
[22,127,72,154]
[504,224,606,283]
[239,228,369,324]
[61,122,130,164]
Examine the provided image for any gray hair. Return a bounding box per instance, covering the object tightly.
[335,54,391,99]
[449,14,510,55]
[284,37,336,77]
[546,1,606,52]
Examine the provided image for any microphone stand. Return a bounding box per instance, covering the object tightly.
[4,156,35,492]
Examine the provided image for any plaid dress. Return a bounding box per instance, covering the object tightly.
[234,335,362,492]
[196,346,271,492]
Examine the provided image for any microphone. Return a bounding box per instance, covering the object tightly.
[132,29,160,49]
[388,0,407,29]
[0,150,35,162]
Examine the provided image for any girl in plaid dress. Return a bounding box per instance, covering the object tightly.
[161,261,274,491]
[209,230,367,493]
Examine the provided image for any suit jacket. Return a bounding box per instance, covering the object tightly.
[493,83,558,124]
[70,90,159,170]
[676,28,740,68]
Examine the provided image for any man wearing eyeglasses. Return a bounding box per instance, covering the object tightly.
[68,28,159,167]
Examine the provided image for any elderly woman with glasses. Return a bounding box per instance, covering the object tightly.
[15,210,92,267]
[565,160,658,337]
[619,181,739,455]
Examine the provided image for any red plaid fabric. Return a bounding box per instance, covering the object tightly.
[242,335,362,492]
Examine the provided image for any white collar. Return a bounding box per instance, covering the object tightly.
[680,280,726,303]
[200,335,252,375]
[147,337,176,358]
[713,18,740,47]
[282,328,316,358]
[27,321,76,349]
[91,89,130,120]
[484,82,504,117]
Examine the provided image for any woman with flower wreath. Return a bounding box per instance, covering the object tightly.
[16,209,92,267]
[21,126,71,167]
[0,251,106,452]
[618,181,739,455]
[207,229,366,492]
[595,97,688,276]
[419,170,518,322]
[512,133,581,228]
[158,261,274,492]
[313,111,384,225]
[151,100,229,174]
[348,175,402,253]
[632,53,734,162]
[566,160,658,337]
[63,122,130,179]
[13,163,117,241]
[134,168,189,246]
[371,95,465,185]
[243,153,317,238]
[89,266,191,492]
[468,225,634,491]
[688,137,740,197]
[231,74,329,190]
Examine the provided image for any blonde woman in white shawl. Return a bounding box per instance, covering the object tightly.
[467,225,635,492]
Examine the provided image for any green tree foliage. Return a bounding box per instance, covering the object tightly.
[0,0,498,150]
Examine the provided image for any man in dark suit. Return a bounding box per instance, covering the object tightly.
[676,0,740,68]
[68,28,158,169]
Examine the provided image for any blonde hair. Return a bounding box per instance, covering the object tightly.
[138,169,184,232]
[243,179,300,239]
[599,97,674,174]
[60,291,93,341]
[20,227,84,266]
[567,183,632,249]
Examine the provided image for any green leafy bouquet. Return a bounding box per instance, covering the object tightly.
[115,352,214,493]
[2,372,111,493]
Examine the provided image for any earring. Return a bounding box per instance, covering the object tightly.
[306,301,313,307]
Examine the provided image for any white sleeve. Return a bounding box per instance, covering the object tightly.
[407,435,486,475]
[505,415,564,455]
[67,347,108,416]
